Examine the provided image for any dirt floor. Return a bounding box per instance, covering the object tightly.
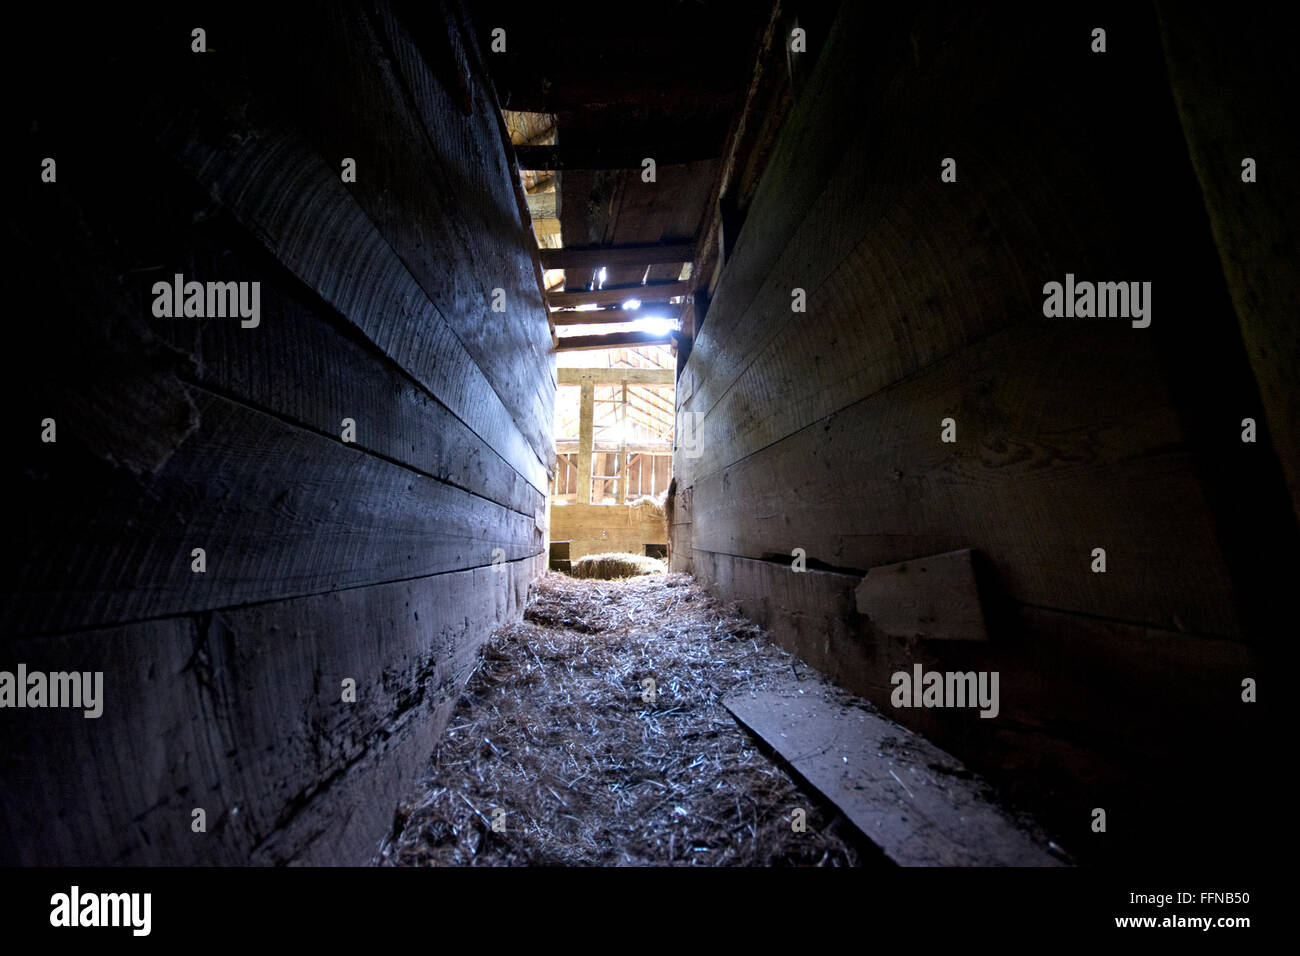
[376,571,879,866]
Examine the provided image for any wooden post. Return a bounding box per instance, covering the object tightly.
[618,381,629,504]
[576,382,594,504]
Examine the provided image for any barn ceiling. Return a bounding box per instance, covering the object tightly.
[485,1,773,351]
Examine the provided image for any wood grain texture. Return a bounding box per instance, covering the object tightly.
[156,118,548,496]
[3,389,541,636]
[691,550,863,690]
[540,240,695,271]
[693,548,1263,864]
[688,323,1241,638]
[677,10,1171,492]
[330,2,556,460]
[677,1,892,488]
[173,234,544,520]
[1158,3,1300,522]
[551,303,681,326]
[1,0,552,869]
[674,5,1276,641]
[855,549,988,642]
[547,281,689,308]
[550,502,667,562]
[0,558,537,865]
[725,688,1060,866]
[555,331,675,352]
[557,368,676,386]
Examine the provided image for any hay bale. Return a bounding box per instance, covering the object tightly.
[628,491,667,519]
[571,551,666,579]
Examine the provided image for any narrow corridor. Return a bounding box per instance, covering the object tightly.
[379,572,868,866]
[378,572,1054,867]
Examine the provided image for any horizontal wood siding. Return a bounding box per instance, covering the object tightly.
[672,3,1283,862]
[1,1,551,864]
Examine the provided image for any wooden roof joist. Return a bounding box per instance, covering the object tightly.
[555,331,674,352]
[539,240,695,271]
[551,303,681,326]
[557,442,672,456]
[516,144,720,170]
[557,368,675,385]
[547,280,689,308]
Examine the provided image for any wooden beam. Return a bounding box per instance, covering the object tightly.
[557,441,672,456]
[525,191,558,220]
[626,389,675,420]
[576,382,594,505]
[618,381,629,505]
[552,299,679,314]
[516,144,721,171]
[547,280,689,308]
[539,240,696,271]
[555,332,674,352]
[558,368,676,385]
[551,305,682,326]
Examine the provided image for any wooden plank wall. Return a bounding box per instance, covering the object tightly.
[550,503,668,562]
[1156,3,1300,525]
[672,3,1290,864]
[0,2,552,864]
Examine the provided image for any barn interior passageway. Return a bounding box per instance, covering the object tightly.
[379,572,1056,867]
[1,0,1290,879]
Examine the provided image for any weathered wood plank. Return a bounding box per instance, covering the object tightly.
[557,368,676,385]
[151,219,543,520]
[547,280,689,308]
[0,558,535,865]
[556,331,675,352]
[540,240,695,271]
[575,382,595,509]
[1158,3,1300,521]
[2,389,541,636]
[690,549,864,689]
[695,547,1262,864]
[550,502,667,561]
[551,306,681,326]
[724,688,1061,866]
[602,164,717,287]
[557,441,671,454]
[338,2,556,466]
[678,1,890,464]
[154,119,548,497]
[855,549,989,642]
[688,323,1241,638]
[190,298,543,520]
[677,4,1212,495]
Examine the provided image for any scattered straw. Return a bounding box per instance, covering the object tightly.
[376,571,870,866]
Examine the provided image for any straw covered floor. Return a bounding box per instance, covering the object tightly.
[377,571,873,866]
